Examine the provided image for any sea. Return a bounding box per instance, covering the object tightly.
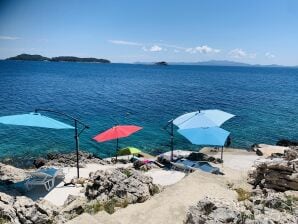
[0,60,297,167]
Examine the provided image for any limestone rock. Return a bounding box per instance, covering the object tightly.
[85,168,161,204]
[185,191,298,224]
[0,192,59,224]
[33,150,109,168]
[248,147,298,191]
[0,162,28,184]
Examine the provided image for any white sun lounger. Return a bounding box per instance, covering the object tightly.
[25,167,65,191]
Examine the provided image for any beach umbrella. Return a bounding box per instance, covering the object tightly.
[118,147,141,156]
[173,109,235,130]
[165,109,234,161]
[93,125,142,160]
[0,112,74,129]
[178,127,230,160]
[0,110,89,178]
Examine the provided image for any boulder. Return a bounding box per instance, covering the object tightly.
[187,152,223,164]
[254,144,289,157]
[33,157,46,168]
[248,147,298,191]
[0,192,59,224]
[0,162,28,184]
[33,150,108,168]
[185,191,298,224]
[85,168,161,204]
[276,139,298,147]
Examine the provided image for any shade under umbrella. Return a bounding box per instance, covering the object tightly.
[173,109,234,129]
[0,112,74,129]
[118,147,141,156]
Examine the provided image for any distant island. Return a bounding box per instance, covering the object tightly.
[6,54,110,63]
[155,61,168,66]
[135,60,288,67]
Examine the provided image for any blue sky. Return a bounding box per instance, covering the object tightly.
[0,0,298,65]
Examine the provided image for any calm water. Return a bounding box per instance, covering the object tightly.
[0,61,297,165]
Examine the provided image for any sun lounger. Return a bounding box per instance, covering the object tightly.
[25,167,64,191]
[170,161,195,173]
[175,159,220,174]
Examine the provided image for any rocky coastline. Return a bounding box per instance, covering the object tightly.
[185,145,298,224]
[0,145,298,223]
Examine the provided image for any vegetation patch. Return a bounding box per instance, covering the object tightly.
[235,188,251,201]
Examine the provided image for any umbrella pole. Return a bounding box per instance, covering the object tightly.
[75,120,80,178]
[221,146,223,161]
[170,121,174,161]
[115,138,119,162]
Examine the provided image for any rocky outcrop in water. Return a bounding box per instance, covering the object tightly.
[276,139,298,147]
[185,189,298,224]
[248,147,298,191]
[33,151,108,168]
[85,168,161,204]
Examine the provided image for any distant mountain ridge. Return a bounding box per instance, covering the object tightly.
[6,54,110,63]
[136,60,290,67]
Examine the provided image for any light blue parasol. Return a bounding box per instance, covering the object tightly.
[0,110,88,178]
[178,127,230,146]
[173,109,235,129]
[0,112,74,129]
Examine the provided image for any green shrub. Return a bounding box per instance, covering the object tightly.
[115,199,129,208]
[150,184,160,195]
[122,169,132,177]
[84,201,104,214]
[104,199,117,214]
[0,216,10,224]
[235,188,251,201]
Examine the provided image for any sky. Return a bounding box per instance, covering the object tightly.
[0,0,298,65]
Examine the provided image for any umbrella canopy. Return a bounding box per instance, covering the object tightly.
[93,125,142,142]
[118,147,142,156]
[178,127,230,146]
[173,109,234,129]
[0,112,74,129]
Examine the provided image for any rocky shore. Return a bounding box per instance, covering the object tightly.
[185,189,297,224]
[248,146,298,191]
[0,145,298,223]
[185,145,298,224]
[0,166,161,223]
[33,151,108,169]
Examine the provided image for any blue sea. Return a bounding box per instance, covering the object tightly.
[0,61,297,166]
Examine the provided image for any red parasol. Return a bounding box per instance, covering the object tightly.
[93,125,142,160]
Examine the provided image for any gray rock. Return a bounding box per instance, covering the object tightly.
[85,168,161,204]
[185,189,298,224]
[248,147,298,191]
[0,192,59,224]
[0,162,28,184]
[33,150,109,168]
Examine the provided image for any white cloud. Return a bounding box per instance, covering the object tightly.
[195,45,220,54]
[265,52,275,58]
[185,45,220,54]
[229,48,257,59]
[108,40,142,46]
[229,48,247,58]
[148,45,163,52]
[0,35,20,40]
